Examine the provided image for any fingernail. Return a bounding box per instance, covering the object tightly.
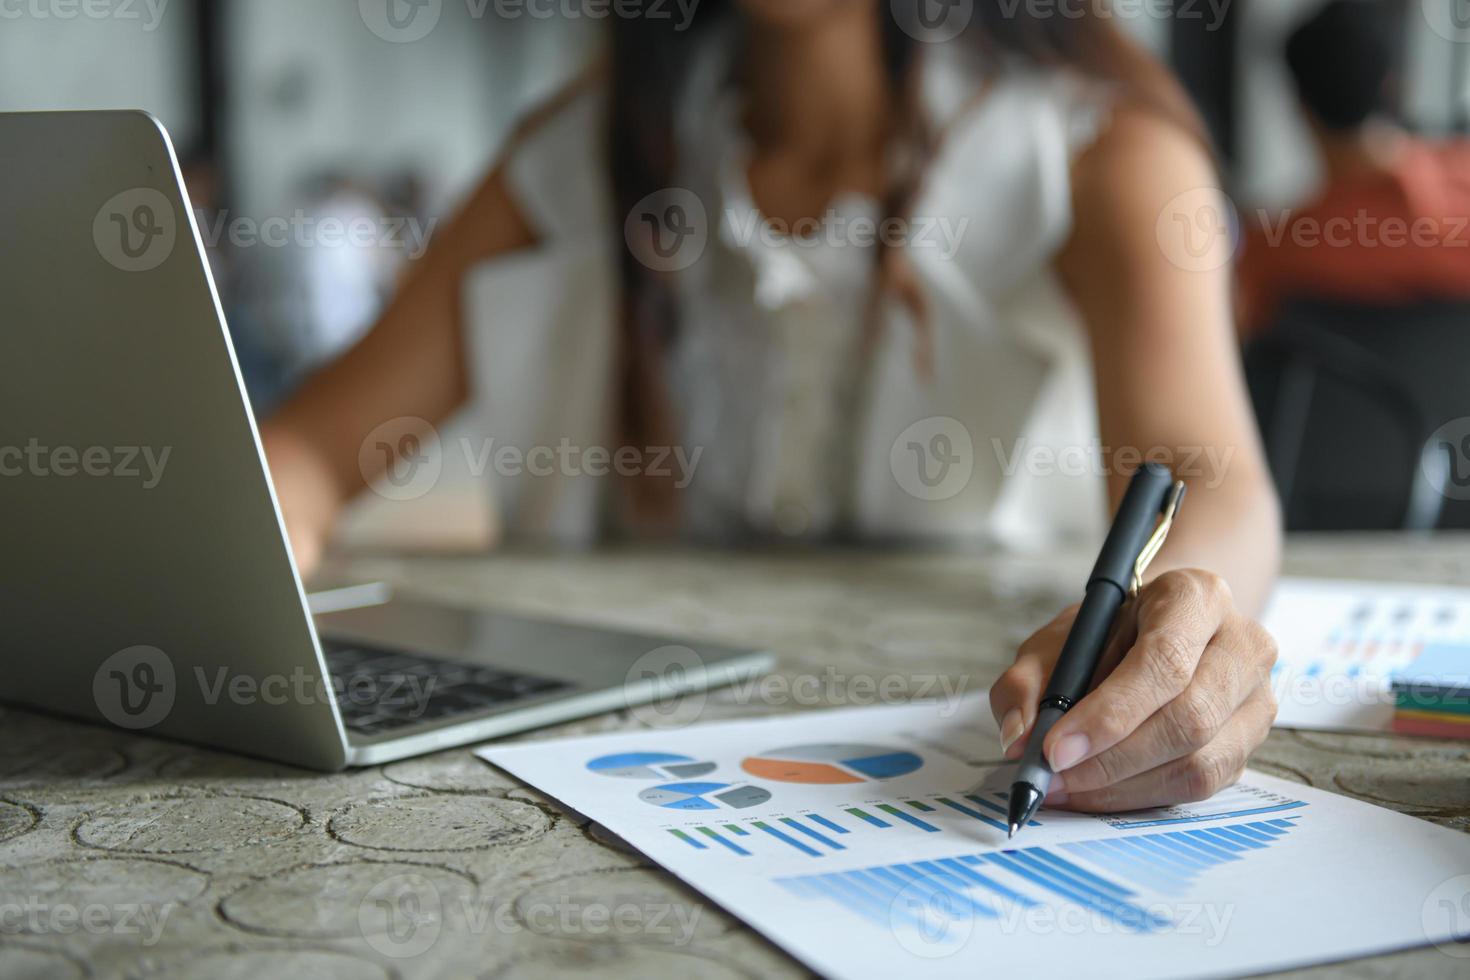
[1048,733,1090,772]
[999,709,1025,753]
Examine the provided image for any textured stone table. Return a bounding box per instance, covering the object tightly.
[3,535,1470,979]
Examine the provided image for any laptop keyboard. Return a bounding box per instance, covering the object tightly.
[322,640,573,736]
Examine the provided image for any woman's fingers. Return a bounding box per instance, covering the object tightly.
[989,607,1077,758]
[1053,685,1278,813]
[1042,570,1232,775]
[1059,619,1276,794]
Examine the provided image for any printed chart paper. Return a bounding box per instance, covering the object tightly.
[478,699,1470,980]
[1262,577,1470,732]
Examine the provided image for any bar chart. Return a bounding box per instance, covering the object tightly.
[664,788,1043,858]
[482,695,1470,980]
[774,816,1303,933]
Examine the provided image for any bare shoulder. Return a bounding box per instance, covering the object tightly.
[1069,104,1219,239]
[1057,104,1233,343]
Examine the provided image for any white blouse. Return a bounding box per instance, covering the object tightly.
[462,37,1114,552]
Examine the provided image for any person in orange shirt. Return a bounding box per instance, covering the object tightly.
[1237,0,1470,335]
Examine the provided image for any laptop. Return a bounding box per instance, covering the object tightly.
[0,110,772,771]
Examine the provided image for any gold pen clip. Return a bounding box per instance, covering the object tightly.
[1130,480,1187,598]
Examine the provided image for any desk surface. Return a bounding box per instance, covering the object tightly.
[3,535,1469,979]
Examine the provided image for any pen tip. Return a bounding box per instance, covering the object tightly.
[1007,823,1018,839]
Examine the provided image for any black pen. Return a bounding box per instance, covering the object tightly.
[1005,463,1186,838]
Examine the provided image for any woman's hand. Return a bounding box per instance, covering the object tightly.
[989,569,1279,813]
[260,425,342,578]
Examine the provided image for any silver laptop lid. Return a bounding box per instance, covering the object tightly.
[0,110,349,770]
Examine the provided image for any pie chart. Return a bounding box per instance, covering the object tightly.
[741,744,923,784]
[638,782,773,811]
[586,752,717,780]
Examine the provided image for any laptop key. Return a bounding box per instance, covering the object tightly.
[322,639,572,735]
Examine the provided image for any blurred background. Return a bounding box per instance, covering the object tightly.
[5,0,1470,537]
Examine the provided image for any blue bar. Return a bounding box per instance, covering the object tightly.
[1108,800,1306,829]
[1228,824,1276,844]
[1267,819,1297,829]
[697,827,750,856]
[1107,838,1195,891]
[889,862,991,920]
[668,829,706,850]
[1187,828,1246,854]
[937,857,1040,909]
[967,794,1042,826]
[878,804,941,833]
[807,814,849,835]
[781,817,845,850]
[847,808,891,828]
[840,870,911,924]
[1146,833,1213,869]
[936,797,1009,832]
[1066,840,1181,896]
[1122,834,1204,876]
[1248,821,1285,836]
[1027,848,1136,900]
[813,873,889,925]
[1208,826,1267,850]
[754,821,821,857]
[1005,849,1139,915]
[847,868,905,906]
[724,824,750,836]
[983,852,1161,931]
[1163,831,1236,864]
[776,877,822,899]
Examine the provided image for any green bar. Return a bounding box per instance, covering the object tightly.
[906,800,936,812]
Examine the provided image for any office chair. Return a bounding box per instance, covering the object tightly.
[1243,298,1470,532]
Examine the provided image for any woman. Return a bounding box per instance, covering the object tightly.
[262,1,1281,812]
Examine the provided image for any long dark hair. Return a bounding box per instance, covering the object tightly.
[606,2,1204,521]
